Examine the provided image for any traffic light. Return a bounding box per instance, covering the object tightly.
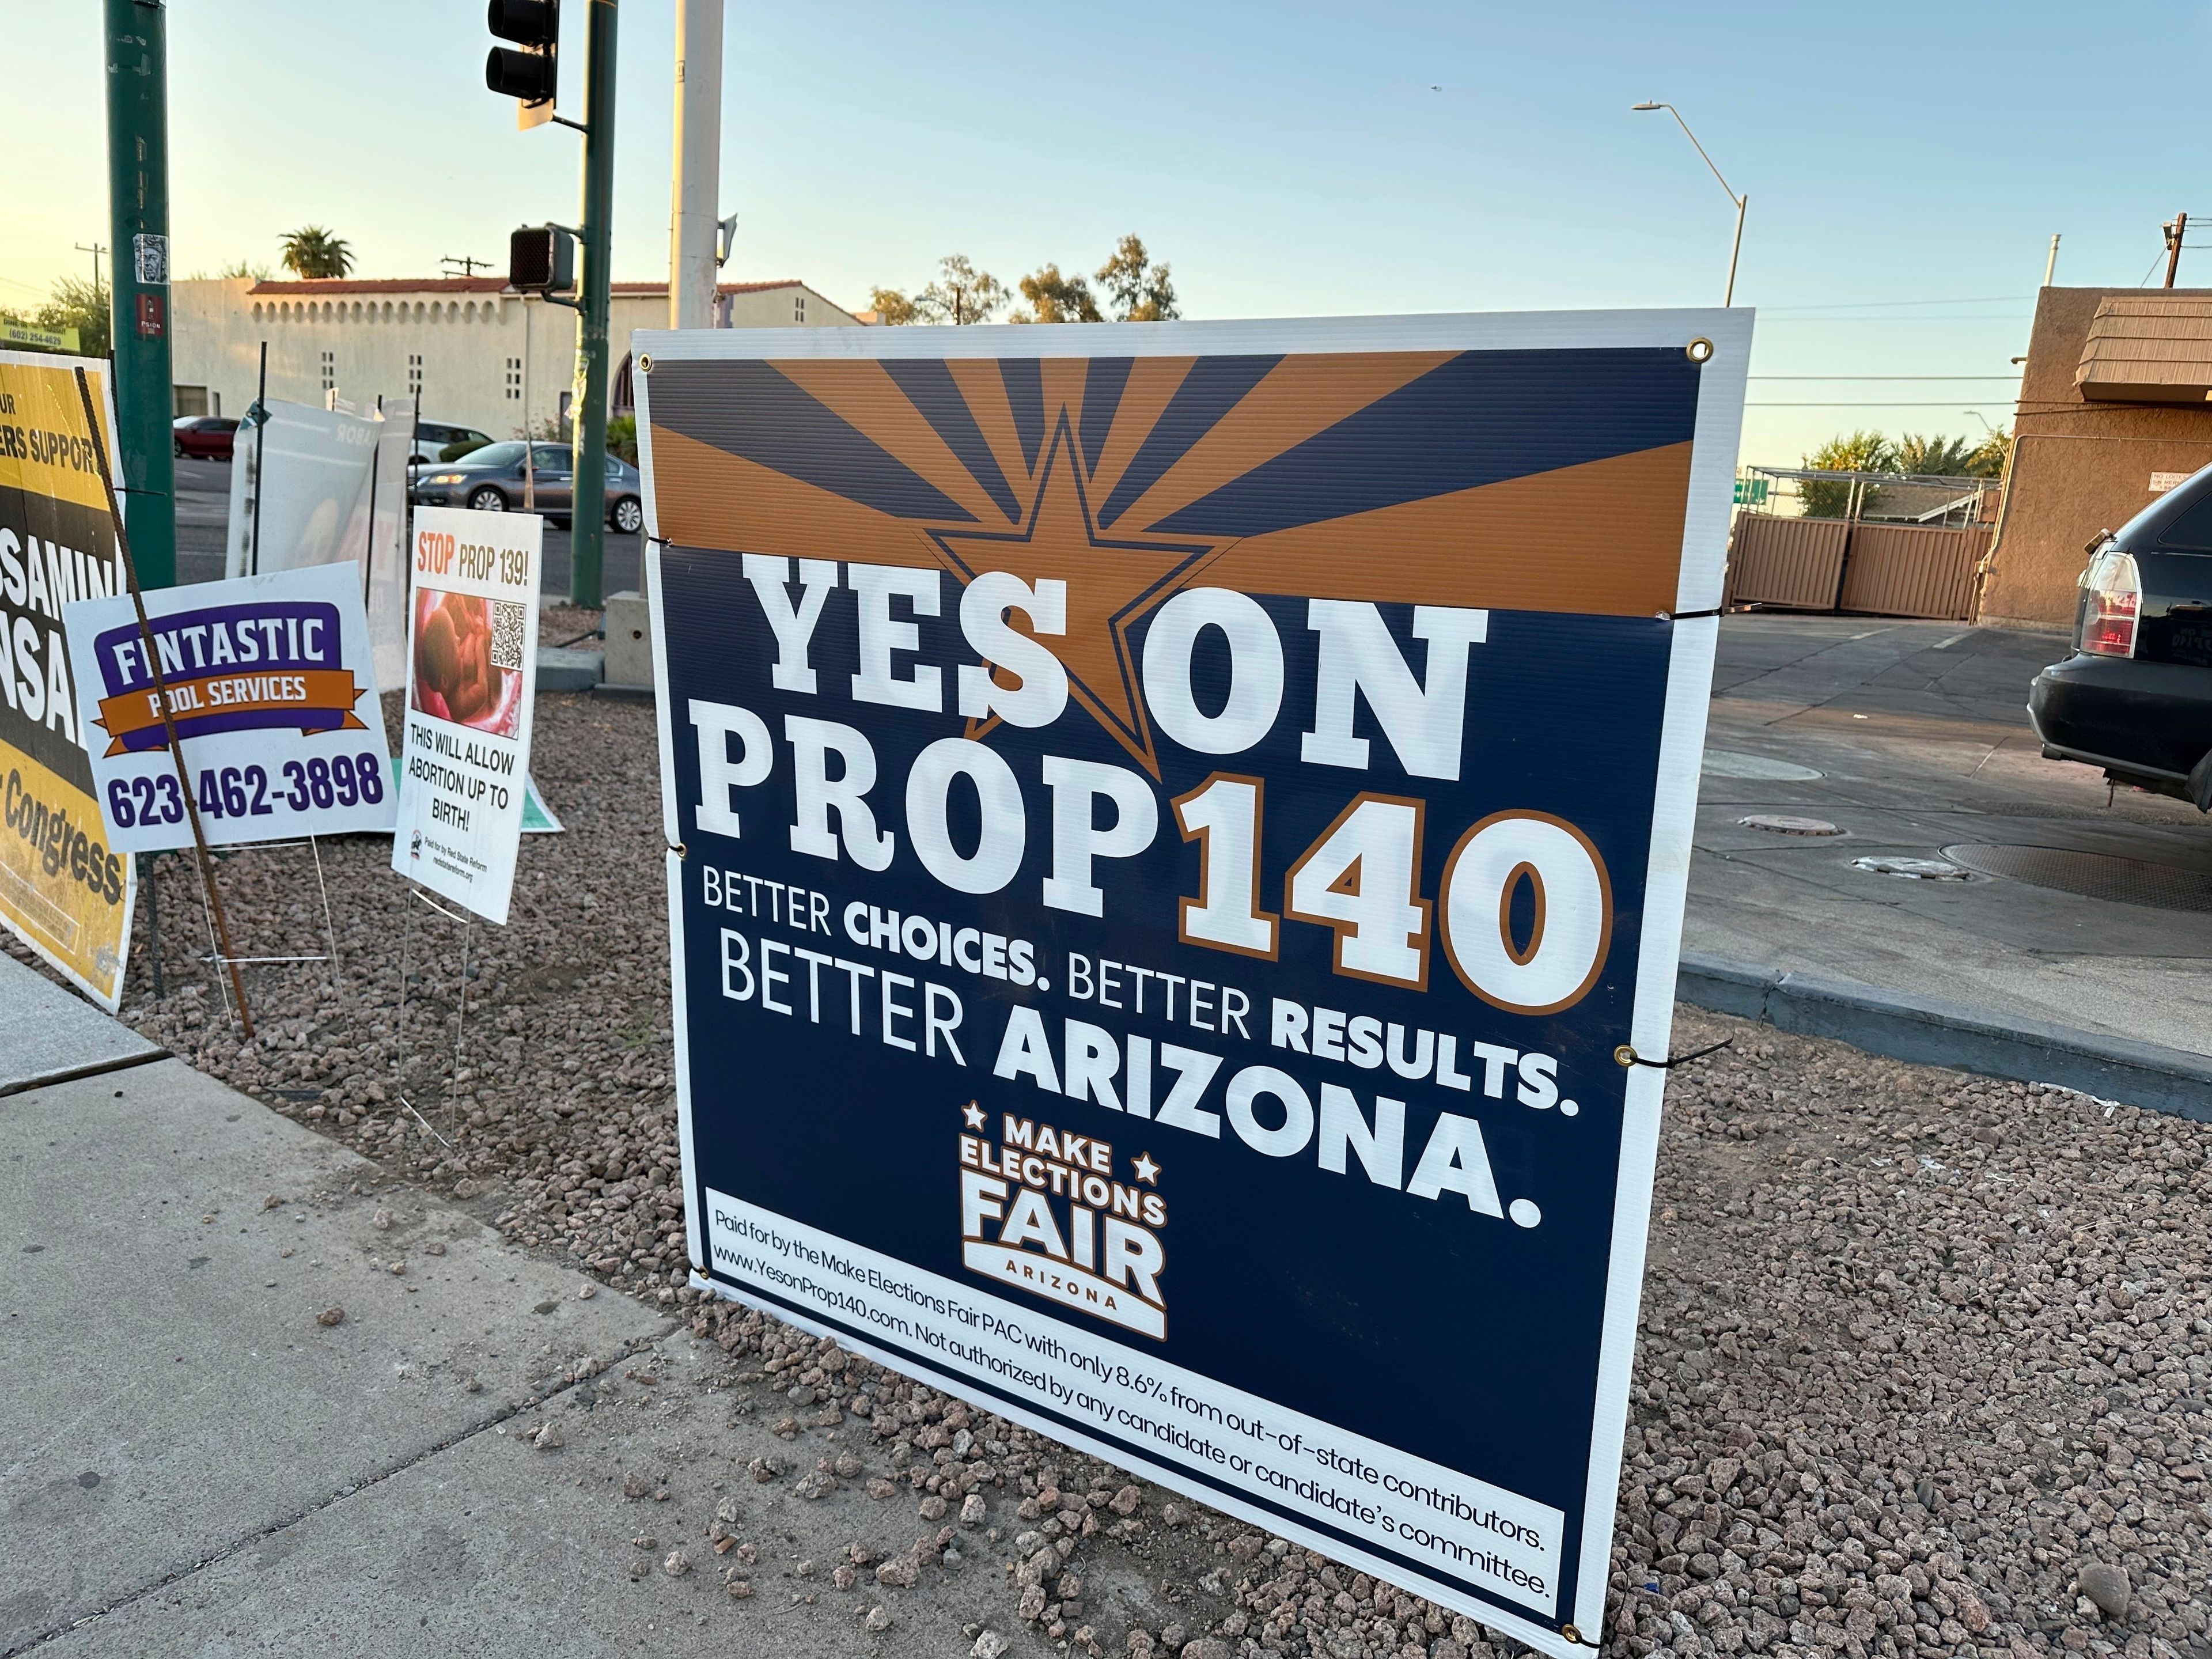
[508,225,576,296]
[486,0,558,111]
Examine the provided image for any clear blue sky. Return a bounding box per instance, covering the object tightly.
[8,0,2210,463]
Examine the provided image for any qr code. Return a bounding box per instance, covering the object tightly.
[489,600,528,672]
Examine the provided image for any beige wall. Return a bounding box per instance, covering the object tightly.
[168,279,858,438]
[1979,286,2212,629]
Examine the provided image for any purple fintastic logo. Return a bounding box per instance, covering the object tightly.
[90,600,370,756]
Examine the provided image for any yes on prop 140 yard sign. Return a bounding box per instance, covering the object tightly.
[636,312,1747,1656]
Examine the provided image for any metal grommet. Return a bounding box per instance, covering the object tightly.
[1685,336,1714,364]
[1613,1044,1637,1068]
[637,353,653,373]
[669,841,688,859]
[1562,1624,1588,1647]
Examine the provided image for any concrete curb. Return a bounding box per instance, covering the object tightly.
[1676,952,2212,1120]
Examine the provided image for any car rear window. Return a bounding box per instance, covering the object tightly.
[2155,491,2212,550]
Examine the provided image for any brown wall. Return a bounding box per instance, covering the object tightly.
[1979,286,2212,629]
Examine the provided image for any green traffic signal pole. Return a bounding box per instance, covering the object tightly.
[104,0,176,588]
[567,0,617,608]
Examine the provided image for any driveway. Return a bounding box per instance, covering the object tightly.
[1691,614,2212,1057]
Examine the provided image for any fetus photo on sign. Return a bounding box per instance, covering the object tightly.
[411,586,522,735]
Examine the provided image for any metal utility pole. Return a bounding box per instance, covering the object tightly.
[104,0,176,588]
[2043,233,2061,288]
[669,0,724,331]
[567,0,618,608]
[75,241,108,291]
[1631,100,1747,307]
[2164,212,2188,289]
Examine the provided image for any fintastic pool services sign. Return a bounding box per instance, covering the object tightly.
[64,562,393,851]
[638,313,1748,1654]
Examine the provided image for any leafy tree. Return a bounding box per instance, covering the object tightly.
[868,286,921,325]
[1096,234,1179,321]
[915,255,1006,325]
[1014,264,1102,324]
[1798,429,1895,518]
[1893,433,1976,477]
[278,226,354,279]
[0,276,111,357]
[1966,427,2012,479]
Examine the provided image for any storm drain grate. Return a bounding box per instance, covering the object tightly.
[1941,844,2212,913]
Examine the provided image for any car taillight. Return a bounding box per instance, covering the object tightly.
[2080,548,2140,658]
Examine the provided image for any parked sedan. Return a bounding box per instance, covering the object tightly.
[407,419,495,467]
[172,415,238,460]
[408,441,645,533]
[2028,466,2212,810]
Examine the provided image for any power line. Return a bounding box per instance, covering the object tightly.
[1760,316,2028,324]
[1747,374,2018,381]
[1753,294,2033,312]
[1745,400,2019,408]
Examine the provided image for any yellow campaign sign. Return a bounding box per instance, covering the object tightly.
[0,351,134,1008]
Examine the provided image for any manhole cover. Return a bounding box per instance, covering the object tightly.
[1703,750,1823,782]
[1740,815,1842,836]
[1852,855,1971,880]
[1941,844,2212,913]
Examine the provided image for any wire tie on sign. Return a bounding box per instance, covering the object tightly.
[1656,607,1727,622]
[668,841,687,859]
[1613,1036,1734,1071]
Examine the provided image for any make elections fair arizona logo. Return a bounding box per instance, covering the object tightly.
[89,600,370,756]
[960,1101,1169,1340]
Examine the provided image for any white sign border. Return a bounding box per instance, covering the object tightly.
[641,306,1752,1657]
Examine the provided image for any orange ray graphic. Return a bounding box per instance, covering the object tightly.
[932,414,1211,775]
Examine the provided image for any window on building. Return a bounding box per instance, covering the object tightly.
[505,357,522,400]
[320,350,335,393]
[407,354,423,397]
[793,293,806,323]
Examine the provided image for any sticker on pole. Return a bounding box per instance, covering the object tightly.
[390,506,540,924]
[0,350,135,1009]
[635,313,1748,1656]
[63,562,395,851]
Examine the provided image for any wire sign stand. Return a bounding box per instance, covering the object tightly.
[394,880,475,1149]
[168,836,343,1028]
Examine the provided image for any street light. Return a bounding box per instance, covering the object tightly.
[1633,100,1747,307]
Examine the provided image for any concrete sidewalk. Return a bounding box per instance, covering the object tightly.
[0,956,1047,1657]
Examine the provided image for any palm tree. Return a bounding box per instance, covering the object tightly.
[278,226,354,280]
[1893,433,1976,477]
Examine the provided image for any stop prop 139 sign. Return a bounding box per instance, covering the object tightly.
[635,310,1748,1656]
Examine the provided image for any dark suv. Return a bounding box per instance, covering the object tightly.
[2029,467,2212,810]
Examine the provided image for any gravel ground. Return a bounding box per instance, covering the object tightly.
[9,685,2209,1659]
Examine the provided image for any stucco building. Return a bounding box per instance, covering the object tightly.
[1980,286,2212,629]
[167,274,862,435]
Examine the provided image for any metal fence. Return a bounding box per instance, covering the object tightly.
[1725,467,2002,621]
[1736,466,1999,529]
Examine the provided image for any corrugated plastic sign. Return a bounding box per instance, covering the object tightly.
[636,312,1749,1655]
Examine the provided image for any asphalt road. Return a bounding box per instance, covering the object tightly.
[1695,614,2212,1056]
[172,455,644,598]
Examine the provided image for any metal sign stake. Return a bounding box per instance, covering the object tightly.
[75,366,255,1038]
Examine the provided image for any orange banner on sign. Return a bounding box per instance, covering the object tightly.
[93,668,370,756]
